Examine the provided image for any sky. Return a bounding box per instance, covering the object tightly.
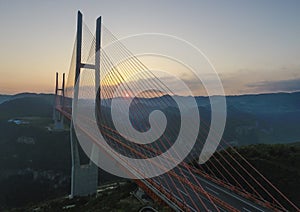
[0,0,299,95]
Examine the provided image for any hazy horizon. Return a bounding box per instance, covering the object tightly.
[1,90,299,98]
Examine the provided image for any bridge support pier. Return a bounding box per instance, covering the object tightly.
[70,162,98,197]
[70,123,98,197]
[53,117,64,130]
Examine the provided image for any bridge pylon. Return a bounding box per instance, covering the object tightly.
[69,11,101,198]
[53,72,65,130]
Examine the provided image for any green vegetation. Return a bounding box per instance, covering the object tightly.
[0,118,71,209]
[236,143,300,207]
[10,181,146,212]
[197,143,300,209]
[0,96,53,120]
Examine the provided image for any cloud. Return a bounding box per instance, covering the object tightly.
[72,66,300,97]
[216,66,300,94]
[246,78,300,92]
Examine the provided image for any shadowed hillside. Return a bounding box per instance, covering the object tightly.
[0,92,299,210]
[194,143,300,209]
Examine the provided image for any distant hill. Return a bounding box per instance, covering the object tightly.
[0,94,11,104]
[0,93,54,106]
[225,92,300,114]
[0,91,299,145]
[0,97,53,119]
[0,94,54,119]
[114,92,300,146]
[223,92,300,145]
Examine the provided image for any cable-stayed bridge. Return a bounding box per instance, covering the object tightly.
[53,11,299,212]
